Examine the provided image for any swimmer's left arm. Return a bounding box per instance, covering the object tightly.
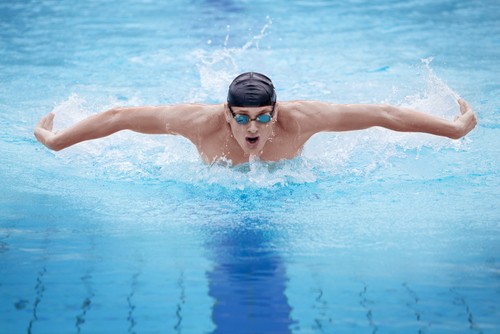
[294,99,477,139]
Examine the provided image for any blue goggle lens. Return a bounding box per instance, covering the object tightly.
[234,114,272,125]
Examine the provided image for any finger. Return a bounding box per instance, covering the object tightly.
[37,116,48,129]
[45,112,55,130]
[38,113,54,130]
[457,99,465,114]
[458,99,470,115]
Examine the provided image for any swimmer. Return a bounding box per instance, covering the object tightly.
[35,72,477,165]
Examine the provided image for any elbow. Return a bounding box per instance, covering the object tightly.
[379,105,403,128]
[104,107,127,130]
[382,104,399,118]
[106,107,123,117]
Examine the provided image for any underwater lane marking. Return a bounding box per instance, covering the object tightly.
[127,272,140,334]
[450,288,484,334]
[75,272,95,334]
[27,267,47,334]
[402,282,432,334]
[359,284,378,334]
[174,270,185,333]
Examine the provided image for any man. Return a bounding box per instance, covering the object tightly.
[35,72,477,165]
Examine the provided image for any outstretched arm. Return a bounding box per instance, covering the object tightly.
[293,99,476,139]
[34,104,219,151]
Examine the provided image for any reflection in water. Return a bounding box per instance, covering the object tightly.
[205,217,293,333]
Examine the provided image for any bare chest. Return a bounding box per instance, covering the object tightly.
[197,132,305,165]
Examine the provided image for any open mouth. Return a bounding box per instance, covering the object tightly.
[246,136,259,144]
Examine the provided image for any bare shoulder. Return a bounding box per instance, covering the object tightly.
[276,101,311,127]
[277,100,342,118]
[276,100,342,135]
[165,103,225,142]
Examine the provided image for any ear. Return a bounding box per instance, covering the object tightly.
[272,102,279,123]
[224,103,232,123]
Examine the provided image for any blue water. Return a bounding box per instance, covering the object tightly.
[1,0,499,333]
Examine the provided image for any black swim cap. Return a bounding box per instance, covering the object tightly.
[227,72,277,107]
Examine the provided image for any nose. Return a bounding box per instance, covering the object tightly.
[247,120,258,133]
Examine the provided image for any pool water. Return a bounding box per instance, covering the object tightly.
[1,0,499,333]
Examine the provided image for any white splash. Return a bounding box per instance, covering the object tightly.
[190,17,274,103]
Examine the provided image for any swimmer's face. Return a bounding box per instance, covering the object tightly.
[225,104,276,156]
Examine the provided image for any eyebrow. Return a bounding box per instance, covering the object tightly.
[235,112,271,117]
[234,107,273,114]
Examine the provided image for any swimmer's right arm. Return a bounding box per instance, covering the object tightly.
[34,104,218,151]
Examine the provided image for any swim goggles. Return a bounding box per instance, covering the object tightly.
[228,103,275,125]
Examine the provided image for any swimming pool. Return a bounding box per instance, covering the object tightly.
[1,0,499,333]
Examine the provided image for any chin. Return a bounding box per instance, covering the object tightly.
[242,146,262,156]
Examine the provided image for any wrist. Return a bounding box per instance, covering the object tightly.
[41,131,62,151]
[450,121,464,140]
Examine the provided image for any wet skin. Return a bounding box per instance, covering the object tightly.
[34,99,477,166]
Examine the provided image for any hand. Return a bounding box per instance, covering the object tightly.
[34,112,57,149]
[453,99,477,139]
